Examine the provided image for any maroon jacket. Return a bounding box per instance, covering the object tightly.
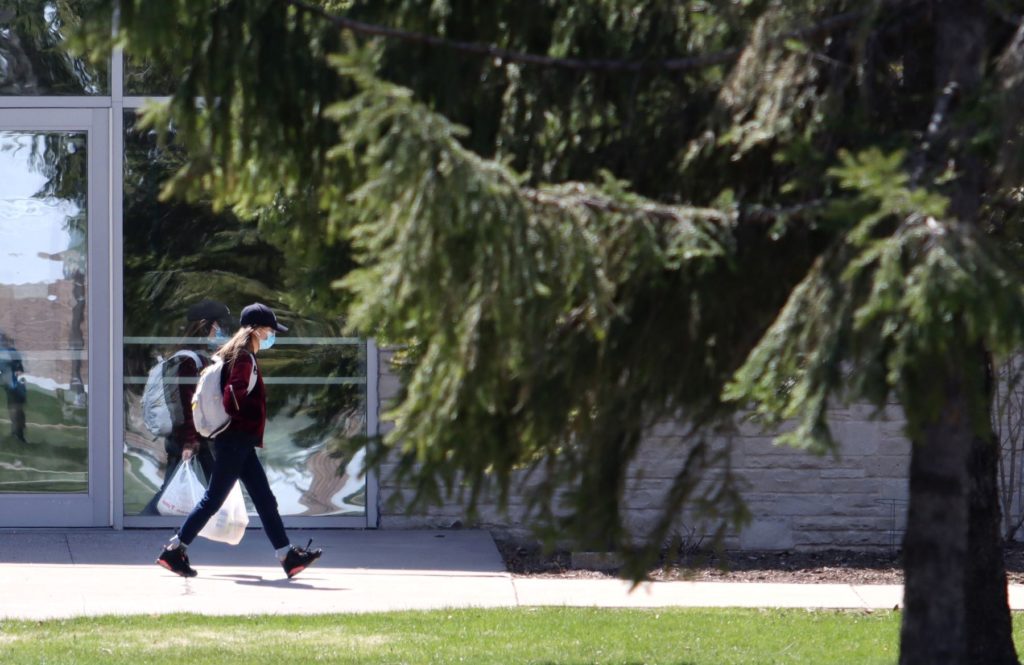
[175,354,203,450]
[220,352,267,446]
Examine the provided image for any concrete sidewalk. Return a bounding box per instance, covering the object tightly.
[0,528,1013,619]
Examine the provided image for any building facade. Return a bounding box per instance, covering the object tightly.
[1,5,923,551]
[375,350,913,551]
[0,20,377,529]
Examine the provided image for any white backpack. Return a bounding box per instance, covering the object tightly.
[191,353,257,438]
[142,350,202,437]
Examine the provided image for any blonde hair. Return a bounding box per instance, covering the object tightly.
[216,326,260,369]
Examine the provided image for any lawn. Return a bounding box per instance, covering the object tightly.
[0,607,902,664]
[0,384,87,493]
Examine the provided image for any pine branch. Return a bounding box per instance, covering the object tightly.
[285,0,866,74]
[521,186,729,224]
[523,186,825,227]
[909,81,960,187]
[742,200,829,224]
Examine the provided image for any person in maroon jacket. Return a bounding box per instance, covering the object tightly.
[157,303,322,579]
[142,300,230,515]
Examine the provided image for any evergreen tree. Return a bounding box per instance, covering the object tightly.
[77,1,1024,662]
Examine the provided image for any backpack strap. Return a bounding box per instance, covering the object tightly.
[220,352,259,395]
[172,350,203,369]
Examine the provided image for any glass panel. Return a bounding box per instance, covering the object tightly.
[0,129,89,493]
[0,2,108,95]
[123,54,175,97]
[122,113,367,517]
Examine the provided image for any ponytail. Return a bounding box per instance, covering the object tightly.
[216,326,257,370]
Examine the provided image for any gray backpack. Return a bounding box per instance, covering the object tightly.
[142,350,202,437]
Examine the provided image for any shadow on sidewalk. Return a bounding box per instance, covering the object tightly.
[207,572,345,591]
[0,528,507,574]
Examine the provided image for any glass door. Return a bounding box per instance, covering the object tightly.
[117,111,373,527]
[0,108,110,526]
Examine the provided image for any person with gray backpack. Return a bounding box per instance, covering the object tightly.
[157,303,322,579]
[141,300,231,515]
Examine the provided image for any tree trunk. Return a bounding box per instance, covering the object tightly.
[900,4,1019,662]
[966,355,1018,664]
[899,372,972,665]
[967,426,1018,664]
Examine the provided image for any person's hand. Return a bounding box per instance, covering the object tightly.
[182,448,194,461]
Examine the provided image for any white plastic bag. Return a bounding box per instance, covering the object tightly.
[198,481,249,545]
[156,458,204,516]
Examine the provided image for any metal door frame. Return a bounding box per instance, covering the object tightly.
[0,107,112,527]
[1,48,380,531]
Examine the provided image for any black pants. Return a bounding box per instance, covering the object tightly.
[177,430,289,550]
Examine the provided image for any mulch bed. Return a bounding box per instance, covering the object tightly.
[497,540,1024,585]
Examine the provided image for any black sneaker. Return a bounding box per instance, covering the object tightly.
[282,540,322,579]
[156,546,197,578]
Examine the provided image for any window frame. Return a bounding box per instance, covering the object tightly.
[0,46,379,529]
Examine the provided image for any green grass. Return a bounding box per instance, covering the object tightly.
[122,452,160,513]
[0,385,87,493]
[0,608,901,664]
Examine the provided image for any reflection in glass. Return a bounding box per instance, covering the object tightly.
[122,113,367,517]
[124,54,175,97]
[0,2,108,95]
[0,130,88,493]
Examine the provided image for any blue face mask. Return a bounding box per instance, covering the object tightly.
[209,325,229,348]
[259,331,276,350]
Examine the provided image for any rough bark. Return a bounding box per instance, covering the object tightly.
[901,4,1018,664]
[933,4,1017,662]
[899,371,972,665]
[967,425,1018,665]
[962,351,1017,664]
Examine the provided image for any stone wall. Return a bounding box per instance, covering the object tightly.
[374,349,912,551]
[721,406,909,550]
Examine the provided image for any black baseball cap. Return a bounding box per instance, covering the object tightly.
[239,303,288,332]
[186,299,230,322]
